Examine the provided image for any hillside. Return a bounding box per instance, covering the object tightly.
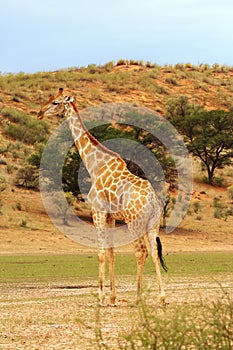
[0,61,233,254]
[1,61,233,116]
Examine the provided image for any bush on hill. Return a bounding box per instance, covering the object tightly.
[2,108,50,144]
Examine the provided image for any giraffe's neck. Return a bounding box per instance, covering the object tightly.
[66,103,120,181]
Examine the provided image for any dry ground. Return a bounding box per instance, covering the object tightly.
[0,273,233,349]
[0,224,233,349]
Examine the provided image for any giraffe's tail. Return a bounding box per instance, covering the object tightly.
[156,237,168,272]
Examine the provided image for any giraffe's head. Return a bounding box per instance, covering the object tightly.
[37,88,75,119]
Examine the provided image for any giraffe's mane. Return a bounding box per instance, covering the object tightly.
[87,129,126,163]
[70,101,126,164]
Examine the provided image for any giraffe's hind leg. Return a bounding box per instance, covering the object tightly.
[147,227,166,303]
[134,237,148,303]
[106,215,116,305]
[107,247,116,305]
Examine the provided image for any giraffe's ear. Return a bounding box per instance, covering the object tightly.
[48,95,55,102]
[58,88,64,96]
[64,96,75,103]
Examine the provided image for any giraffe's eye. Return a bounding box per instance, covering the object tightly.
[52,101,59,105]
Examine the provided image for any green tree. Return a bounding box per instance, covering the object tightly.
[15,165,39,189]
[166,97,233,185]
[62,146,84,195]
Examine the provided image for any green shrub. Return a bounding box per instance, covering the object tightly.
[213,177,225,187]
[15,202,22,211]
[1,108,29,124]
[4,116,50,144]
[129,59,140,66]
[193,201,201,213]
[0,159,7,165]
[213,197,223,208]
[0,176,7,192]
[227,185,233,200]
[20,219,27,227]
[6,165,13,174]
[145,61,154,68]
[117,295,233,350]
[116,59,128,66]
[102,61,114,72]
[27,153,41,168]
[214,207,223,218]
[174,63,185,71]
[14,165,39,190]
[165,76,178,85]
[201,176,225,187]
[51,191,75,225]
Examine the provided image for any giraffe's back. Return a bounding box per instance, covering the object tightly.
[89,159,161,229]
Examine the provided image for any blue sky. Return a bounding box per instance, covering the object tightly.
[1,0,233,73]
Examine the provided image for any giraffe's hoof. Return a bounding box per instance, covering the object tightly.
[135,296,142,305]
[158,295,167,305]
[109,302,117,307]
[110,296,116,305]
[98,301,105,307]
[98,295,106,307]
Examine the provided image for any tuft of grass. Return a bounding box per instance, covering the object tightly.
[20,219,27,227]
[193,201,202,213]
[118,294,233,350]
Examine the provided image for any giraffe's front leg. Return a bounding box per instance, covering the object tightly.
[98,248,106,305]
[93,211,108,305]
[107,247,116,305]
[93,211,116,305]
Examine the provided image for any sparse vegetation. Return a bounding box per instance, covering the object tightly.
[212,197,233,220]
[3,108,50,144]
[0,61,233,349]
[117,295,233,350]
[0,60,233,243]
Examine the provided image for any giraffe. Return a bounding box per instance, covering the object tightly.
[38,88,167,305]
